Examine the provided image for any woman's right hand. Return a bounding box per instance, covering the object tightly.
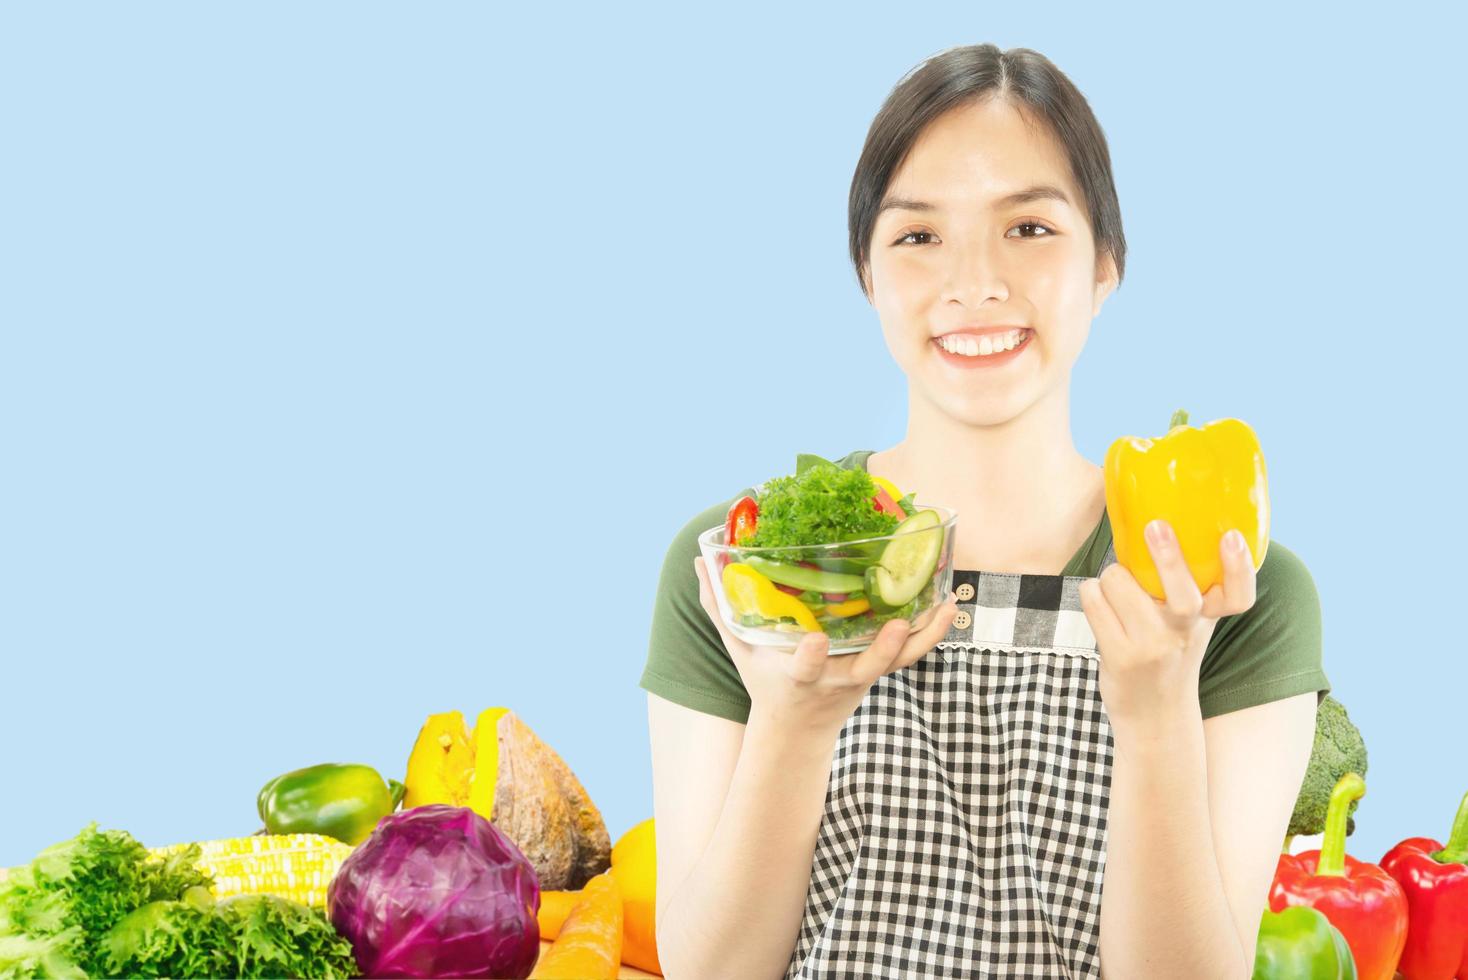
[694,556,960,738]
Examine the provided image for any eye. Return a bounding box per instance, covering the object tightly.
[893,230,936,246]
[1008,221,1055,239]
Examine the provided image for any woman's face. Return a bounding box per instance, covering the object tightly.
[865,97,1117,427]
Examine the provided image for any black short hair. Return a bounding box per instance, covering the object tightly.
[849,44,1127,298]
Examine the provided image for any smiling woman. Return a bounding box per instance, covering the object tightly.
[855,90,1123,445]
[642,42,1326,980]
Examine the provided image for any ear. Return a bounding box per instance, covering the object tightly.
[860,264,874,305]
[1092,250,1118,317]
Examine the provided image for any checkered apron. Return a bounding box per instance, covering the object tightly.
[784,541,1118,980]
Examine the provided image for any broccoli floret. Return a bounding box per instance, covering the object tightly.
[1288,695,1367,842]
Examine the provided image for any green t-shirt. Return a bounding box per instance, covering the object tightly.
[639,449,1330,724]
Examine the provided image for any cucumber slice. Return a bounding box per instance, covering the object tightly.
[743,555,864,594]
[866,509,944,607]
[864,565,900,613]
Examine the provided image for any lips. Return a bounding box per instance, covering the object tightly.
[931,328,1033,367]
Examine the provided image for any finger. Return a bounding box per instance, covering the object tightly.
[1202,529,1258,619]
[1199,583,1226,623]
[693,557,739,647]
[782,629,830,684]
[1144,520,1204,628]
[693,557,719,619]
[842,615,918,685]
[898,589,957,657]
[1078,577,1126,653]
[1096,562,1151,641]
[887,591,960,672]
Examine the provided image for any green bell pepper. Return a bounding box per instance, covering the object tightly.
[256,762,405,845]
[1252,905,1358,979]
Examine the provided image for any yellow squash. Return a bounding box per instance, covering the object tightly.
[402,708,508,816]
[402,708,613,891]
[1103,408,1269,600]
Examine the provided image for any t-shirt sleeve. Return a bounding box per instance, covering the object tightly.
[1197,539,1331,719]
[638,495,755,725]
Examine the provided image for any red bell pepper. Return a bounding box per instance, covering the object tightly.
[1270,772,1409,980]
[717,495,759,574]
[1379,789,1468,980]
[869,476,908,518]
[725,495,758,545]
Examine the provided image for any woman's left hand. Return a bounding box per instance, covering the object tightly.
[1078,520,1257,734]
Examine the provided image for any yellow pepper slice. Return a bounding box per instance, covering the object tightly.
[722,562,823,633]
[870,476,905,503]
[822,596,872,618]
[1103,408,1269,600]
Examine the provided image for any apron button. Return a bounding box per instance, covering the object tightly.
[956,582,975,601]
[953,610,972,630]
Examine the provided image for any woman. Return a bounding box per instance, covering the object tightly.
[640,44,1328,980]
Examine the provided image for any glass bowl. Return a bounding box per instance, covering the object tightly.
[697,504,957,655]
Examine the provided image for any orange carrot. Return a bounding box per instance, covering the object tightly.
[531,871,623,979]
[536,889,584,941]
[619,894,661,975]
[538,884,661,975]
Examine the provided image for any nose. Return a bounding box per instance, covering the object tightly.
[940,235,1009,308]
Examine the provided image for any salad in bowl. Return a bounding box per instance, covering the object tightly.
[698,452,957,655]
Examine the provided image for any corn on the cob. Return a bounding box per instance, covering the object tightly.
[149,833,354,909]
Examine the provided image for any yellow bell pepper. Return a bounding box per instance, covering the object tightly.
[722,562,823,633]
[1103,408,1269,600]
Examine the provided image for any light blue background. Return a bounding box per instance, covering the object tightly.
[3,2,1462,873]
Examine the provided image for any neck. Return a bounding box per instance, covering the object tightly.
[887,383,1095,512]
[869,382,1105,573]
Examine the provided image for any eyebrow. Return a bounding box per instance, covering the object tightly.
[876,183,1073,216]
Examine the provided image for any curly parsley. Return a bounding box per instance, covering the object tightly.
[743,454,900,549]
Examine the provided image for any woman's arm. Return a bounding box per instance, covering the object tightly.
[1082,524,1319,978]
[1097,692,1316,979]
[1202,694,1319,968]
[649,692,837,980]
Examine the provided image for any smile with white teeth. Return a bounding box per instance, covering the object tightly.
[937,328,1029,356]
